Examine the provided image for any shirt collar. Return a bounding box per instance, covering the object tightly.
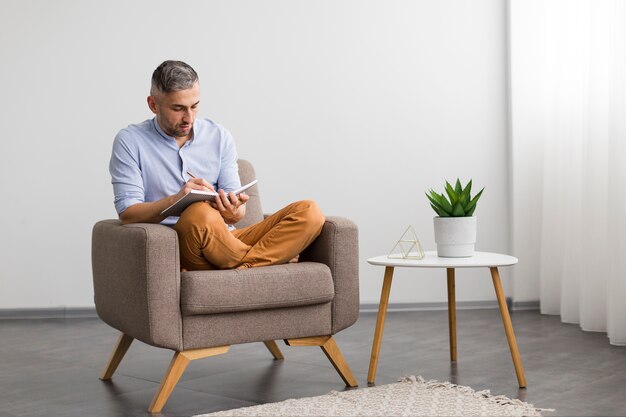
[151,117,196,145]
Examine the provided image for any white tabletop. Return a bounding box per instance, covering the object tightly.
[367,251,518,268]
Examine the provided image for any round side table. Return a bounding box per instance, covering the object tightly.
[366,251,526,388]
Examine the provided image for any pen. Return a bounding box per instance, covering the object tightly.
[187,171,218,193]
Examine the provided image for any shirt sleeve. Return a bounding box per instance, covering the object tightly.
[109,132,145,214]
[216,127,242,192]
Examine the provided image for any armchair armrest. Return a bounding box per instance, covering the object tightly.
[92,220,183,351]
[300,216,359,333]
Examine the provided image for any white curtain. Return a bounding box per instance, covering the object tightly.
[510,0,626,345]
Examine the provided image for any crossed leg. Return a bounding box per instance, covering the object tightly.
[173,200,324,271]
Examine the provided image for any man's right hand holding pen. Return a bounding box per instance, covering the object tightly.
[184,171,249,225]
[118,171,246,225]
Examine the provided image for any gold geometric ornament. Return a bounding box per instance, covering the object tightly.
[387,225,425,260]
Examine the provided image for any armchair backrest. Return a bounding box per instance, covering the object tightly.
[235,159,264,229]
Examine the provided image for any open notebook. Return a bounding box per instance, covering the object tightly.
[160,179,258,217]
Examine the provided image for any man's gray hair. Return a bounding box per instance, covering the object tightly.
[150,60,199,96]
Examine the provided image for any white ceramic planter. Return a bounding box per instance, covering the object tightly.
[433,216,477,257]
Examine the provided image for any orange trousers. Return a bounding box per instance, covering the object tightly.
[173,200,324,271]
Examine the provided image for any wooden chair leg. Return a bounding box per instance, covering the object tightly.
[149,345,230,414]
[149,352,191,414]
[319,337,358,387]
[100,333,133,380]
[263,340,285,360]
[285,336,358,387]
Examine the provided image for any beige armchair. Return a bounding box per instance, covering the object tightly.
[91,159,360,413]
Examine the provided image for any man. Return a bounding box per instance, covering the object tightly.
[110,60,324,271]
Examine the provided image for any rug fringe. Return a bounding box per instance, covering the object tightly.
[397,375,555,414]
[196,375,554,417]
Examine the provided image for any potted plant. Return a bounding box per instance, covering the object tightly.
[426,179,484,257]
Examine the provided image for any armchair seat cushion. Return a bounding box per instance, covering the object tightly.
[180,262,335,316]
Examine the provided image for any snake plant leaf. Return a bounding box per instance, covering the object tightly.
[445,181,458,205]
[427,180,484,217]
[460,180,472,206]
[463,179,472,195]
[465,199,477,215]
[426,190,445,214]
[426,189,442,204]
[430,203,448,217]
[459,192,468,207]
[452,202,465,216]
[464,187,484,216]
[454,178,462,196]
[438,193,453,214]
[427,190,455,216]
[469,187,484,205]
[426,192,443,210]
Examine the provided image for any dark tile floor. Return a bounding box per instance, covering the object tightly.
[1,310,625,417]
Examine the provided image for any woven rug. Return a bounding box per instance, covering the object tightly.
[195,375,552,417]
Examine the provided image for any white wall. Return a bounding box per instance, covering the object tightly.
[0,0,510,309]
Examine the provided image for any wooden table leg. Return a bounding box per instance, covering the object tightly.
[490,267,527,388]
[447,268,457,362]
[367,266,394,385]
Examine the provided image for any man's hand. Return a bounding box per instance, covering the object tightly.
[211,190,249,224]
[118,178,215,225]
[174,177,215,200]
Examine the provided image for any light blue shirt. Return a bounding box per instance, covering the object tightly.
[109,117,241,225]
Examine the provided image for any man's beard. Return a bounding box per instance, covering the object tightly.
[165,123,192,138]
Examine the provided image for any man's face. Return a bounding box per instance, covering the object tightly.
[148,82,200,140]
